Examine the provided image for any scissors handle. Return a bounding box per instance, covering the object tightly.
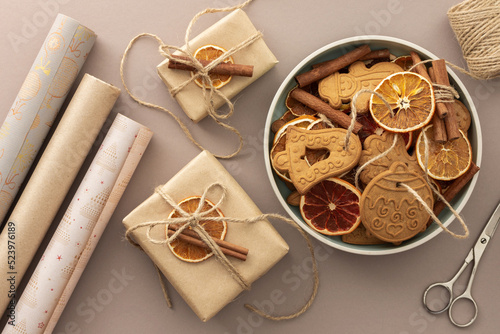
[423,282,453,314]
[448,291,478,327]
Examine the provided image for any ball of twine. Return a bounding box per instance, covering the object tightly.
[448,0,500,80]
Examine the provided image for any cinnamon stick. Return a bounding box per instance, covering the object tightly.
[290,88,363,133]
[312,48,390,69]
[358,48,391,61]
[429,63,448,119]
[168,55,254,77]
[167,226,248,261]
[295,44,371,87]
[410,51,431,81]
[433,162,480,218]
[428,67,447,143]
[432,59,460,141]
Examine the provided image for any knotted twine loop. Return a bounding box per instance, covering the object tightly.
[348,88,469,239]
[448,0,500,80]
[124,182,319,321]
[119,0,259,159]
[343,89,393,150]
[408,59,461,103]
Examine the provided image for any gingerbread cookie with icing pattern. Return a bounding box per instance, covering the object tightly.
[318,61,403,113]
[359,131,424,186]
[272,126,362,194]
[360,162,434,245]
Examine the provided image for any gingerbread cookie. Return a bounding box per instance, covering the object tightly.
[318,61,403,113]
[272,126,362,194]
[358,131,424,185]
[453,100,471,133]
[341,223,386,245]
[360,162,434,244]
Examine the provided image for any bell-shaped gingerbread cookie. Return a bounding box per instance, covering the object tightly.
[272,126,362,194]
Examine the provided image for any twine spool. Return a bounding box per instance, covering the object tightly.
[448,0,500,80]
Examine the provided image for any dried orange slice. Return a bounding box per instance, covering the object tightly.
[370,72,435,133]
[167,197,227,263]
[299,178,361,236]
[415,125,472,181]
[286,86,317,116]
[273,115,317,145]
[193,44,234,89]
[392,55,413,71]
[270,131,292,183]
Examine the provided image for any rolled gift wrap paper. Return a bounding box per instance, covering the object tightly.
[1,114,152,334]
[0,74,120,317]
[0,14,96,222]
[44,126,152,334]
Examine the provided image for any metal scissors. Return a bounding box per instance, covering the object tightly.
[423,201,500,327]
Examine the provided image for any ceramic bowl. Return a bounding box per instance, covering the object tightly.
[263,35,482,255]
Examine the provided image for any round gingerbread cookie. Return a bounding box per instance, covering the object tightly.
[360,162,434,244]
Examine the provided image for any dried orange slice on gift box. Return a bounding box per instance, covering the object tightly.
[370,72,435,133]
[193,44,234,89]
[167,196,227,263]
[299,178,361,236]
[415,124,472,181]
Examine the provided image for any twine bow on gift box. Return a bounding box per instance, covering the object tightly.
[120,0,262,159]
[124,182,319,321]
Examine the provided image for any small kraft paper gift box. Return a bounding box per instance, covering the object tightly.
[157,9,278,123]
[122,151,289,321]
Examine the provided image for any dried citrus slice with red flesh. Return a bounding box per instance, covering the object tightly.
[416,125,472,181]
[193,45,234,89]
[300,178,361,236]
[370,72,435,133]
[167,196,227,263]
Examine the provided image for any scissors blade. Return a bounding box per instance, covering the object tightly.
[484,202,500,238]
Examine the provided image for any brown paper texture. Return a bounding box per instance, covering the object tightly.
[122,151,289,321]
[0,74,120,316]
[157,9,278,123]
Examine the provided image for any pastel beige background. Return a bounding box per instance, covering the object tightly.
[1,0,500,333]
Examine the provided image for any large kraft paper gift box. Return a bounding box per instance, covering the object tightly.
[122,151,289,321]
[157,9,278,123]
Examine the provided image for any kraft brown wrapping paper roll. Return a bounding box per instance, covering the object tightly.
[0,74,120,317]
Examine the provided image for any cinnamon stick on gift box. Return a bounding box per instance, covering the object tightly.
[168,55,254,77]
[168,225,249,261]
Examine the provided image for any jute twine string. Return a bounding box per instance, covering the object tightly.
[348,89,469,239]
[124,182,319,321]
[119,0,258,159]
[344,89,393,150]
[408,60,461,103]
[447,0,500,80]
